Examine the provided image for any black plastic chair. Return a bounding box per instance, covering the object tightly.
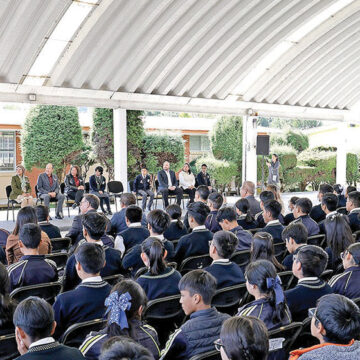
[45,253,69,270]
[6,185,21,222]
[155,179,177,208]
[60,182,78,217]
[0,333,19,360]
[277,271,296,291]
[103,274,125,286]
[167,261,178,269]
[320,269,333,282]
[85,182,90,193]
[134,267,148,279]
[172,239,180,250]
[108,181,124,212]
[353,297,360,307]
[212,283,247,315]
[10,281,62,304]
[179,254,212,275]
[60,318,107,347]
[190,350,221,360]
[249,228,263,234]
[337,207,348,215]
[230,250,250,272]
[35,185,58,213]
[274,242,287,262]
[50,237,71,253]
[307,234,326,248]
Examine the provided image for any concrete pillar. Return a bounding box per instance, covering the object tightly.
[336,121,347,185]
[113,108,128,190]
[242,115,258,185]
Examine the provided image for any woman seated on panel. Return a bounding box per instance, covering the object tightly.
[89,166,112,215]
[179,163,196,203]
[64,165,85,209]
[10,165,33,207]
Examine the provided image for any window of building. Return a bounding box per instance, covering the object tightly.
[0,131,15,171]
[189,135,211,151]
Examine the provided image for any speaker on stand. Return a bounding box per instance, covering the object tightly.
[256,134,270,191]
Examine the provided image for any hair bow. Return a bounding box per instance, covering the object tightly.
[105,291,132,329]
[266,276,284,305]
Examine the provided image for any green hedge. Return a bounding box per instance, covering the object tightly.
[347,153,359,185]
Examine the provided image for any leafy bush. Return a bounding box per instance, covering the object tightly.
[270,134,287,147]
[347,153,359,185]
[286,131,309,152]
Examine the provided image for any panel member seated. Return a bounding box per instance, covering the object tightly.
[318,192,340,233]
[205,192,224,233]
[64,165,85,209]
[204,230,245,289]
[7,223,58,292]
[255,191,275,229]
[259,200,284,244]
[164,204,188,240]
[10,164,33,207]
[196,163,212,191]
[292,198,320,237]
[179,163,196,203]
[133,166,154,212]
[346,190,360,232]
[36,205,61,239]
[310,183,334,223]
[157,161,183,208]
[240,181,261,217]
[235,198,258,230]
[89,166,112,215]
[283,196,299,226]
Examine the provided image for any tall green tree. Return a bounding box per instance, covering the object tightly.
[22,105,84,179]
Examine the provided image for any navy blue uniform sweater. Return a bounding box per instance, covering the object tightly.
[205,211,222,233]
[329,266,360,299]
[110,208,147,236]
[164,221,188,240]
[348,209,360,232]
[117,225,150,253]
[204,260,245,289]
[259,221,284,244]
[291,215,320,237]
[237,216,258,230]
[230,225,252,251]
[310,204,326,223]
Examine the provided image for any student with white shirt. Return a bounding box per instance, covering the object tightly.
[318,192,340,233]
[179,163,196,203]
[133,166,154,211]
[346,191,360,232]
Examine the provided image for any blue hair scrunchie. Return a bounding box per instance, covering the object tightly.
[105,291,132,329]
[266,276,284,305]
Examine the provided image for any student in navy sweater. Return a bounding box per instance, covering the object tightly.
[14,297,85,360]
[35,205,61,239]
[285,245,333,322]
[137,237,181,300]
[334,184,346,208]
[122,210,174,275]
[204,230,245,289]
[53,243,111,339]
[346,190,360,232]
[216,207,252,251]
[205,192,223,233]
[164,204,188,240]
[235,198,258,230]
[62,212,123,291]
[259,200,284,244]
[318,193,340,233]
[133,166,154,211]
[254,191,274,229]
[310,183,334,223]
[7,223,58,292]
[114,205,150,256]
[283,196,299,226]
[292,197,320,237]
[173,201,213,264]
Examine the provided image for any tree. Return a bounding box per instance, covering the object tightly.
[22,105,84,179]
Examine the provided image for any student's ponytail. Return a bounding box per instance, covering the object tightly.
[165,204,184,229]
[235,198,254,224]
[266,276,287,325]
[141,237,166,276]
[245,210,253,224]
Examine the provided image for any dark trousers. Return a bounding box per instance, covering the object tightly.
[138,189,154,210]
[182,188,196,202]
[160,187,183,207]
[90,190,111,211]
[67,190,84,205]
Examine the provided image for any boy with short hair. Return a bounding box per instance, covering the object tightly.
[35,205,61,239]
[310,183,334,223]
[255,191,275,228]
[205,192,224,233]
[160,270,229,360]
[284,196,299,225]
[346,191,360,232]
[260,200,284,244]
[292,198,320,236]
[319,193,340,233]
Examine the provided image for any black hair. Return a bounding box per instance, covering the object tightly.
[220,316,269,360]
[316,294,360,344]
[250,232,284,271]
[235,198,254,223]
[272,153,279,161]
[201,164,207,168]
[35,205,49,222]
[178,269,217,305]
[333,184,343,195]
[106,280,147,339]
[208,192,223,210]
[13,296,54,342]
[75,242,105,274]
[347,242,360,265]
[165,204,184,230]
[147,209,170,234]
[19,223,41,249]
[216,207,237,223]
[141,237,166,276]
[125,205,142,224]
[263,200,281,220]
[183,163,191,174]
[212,230,238,259]
[82,212,108,240]
[289,196,300,206]
[346,186,356,196]
[321,193,338,212]
[296,245,328,277]
[83,193,100,210]
[259,191,274,204]
[120,193,136,207]
[348,191,360,208]
[13,206,38,236]
[245,260,287,325]
[95,166,104,174]
[295,198,312,215]
[282,223,308,245]
[100,336,153,360]
[319,183,334,195]
[140,165,147,170]
[195,185,210,201]
[0,263,16,329]
[187,201,210,225]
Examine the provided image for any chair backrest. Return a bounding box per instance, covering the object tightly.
[337,207,347,215]
[129,180,134,192]
[172,239,180,250]
[50,237,71,253]
[277,271,296,291]
[249,228,263,234]
[108,181,124,194]
[0,333,19,360]
[10,281,62,304]
[230,250,251,268]
[167,261,178,270]
[144,294,184,321]
[103,274,124,286]
[353,297,360,307]
[35,185,39,198]
[179,254,212,275]
[320,269,333,282]
[85,182,90,193]
[60,318,107,347]
[134,267,148,279]
[212,283,247,314]
[307,234,326,248]
[268,322,303,355]
[274,242,287,261]
[189,350,221,360]
[45,253,69,270]
[5,185,12,199]
[60,182,65,194]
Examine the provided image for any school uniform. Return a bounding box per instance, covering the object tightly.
[230,225,252,251]
[282,244,307,271]
[204,259,245,289]
[173,225,213,264]
[237,297,291,330]
[114,223,150,256]
[110,208,147,236]
[237,215,258,230]
[318,211,344,234]
[196,171,211,187]
[347,208,360,232]
[283,212,295,226]
[245,195,262,217]
[328,266,360,299]
[164,220,188,240]
[53,277,111,339]
[137,266,181,300]
[291,215,320,237]
[39,221,61,239]
[325,247,342,270]
[260,220,285,244]
[133,173,154,210]
[285,277,333,322]
[7,255,58,292]
[205,210,222,233]
[337,194,346,208]
[310,204,326,223]
[66,209,97,245]
[255,211,265,228]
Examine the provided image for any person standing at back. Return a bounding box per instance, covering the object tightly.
[266,154,280,187]
[133,166,154,212]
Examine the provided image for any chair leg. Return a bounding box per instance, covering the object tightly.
[6,202,9,221]
[12,203,15,222]
[67,201,70,218]
[115,196,118,212]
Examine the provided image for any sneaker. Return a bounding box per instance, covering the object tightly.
[72,203,78,209]
[107,210,113,215]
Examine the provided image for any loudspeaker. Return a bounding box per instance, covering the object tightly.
[256,135,270,155]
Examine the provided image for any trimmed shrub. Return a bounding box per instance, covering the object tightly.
[286,131,309,152]
[347,153,359,185]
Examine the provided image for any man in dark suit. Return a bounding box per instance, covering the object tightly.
[346,191,360,232]
[310,184,334,223]
[133,166,154,211]
[157,161,183,207]
[196,163,212,190]
[240,181,261,217]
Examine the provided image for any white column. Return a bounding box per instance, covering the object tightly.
[336,121,347,185]
[113,108,128,190]
[242,115,257,185]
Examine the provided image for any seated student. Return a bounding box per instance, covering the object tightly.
[7,223,57,292]
[114,205,150,256]
[80,279,160,360]
[160,270,230,359]
[216,207,252,251]
[255,191,275,228]
[204,230,245,289]
[285,245,333,322]
[137,237,181,300]
[235,198,258,230]
[318,193,340,233]
[217,316,269,360]
[345,185,356,199]
[310,183,334,223]
[346,190,360,232]
[334,184,346,208]
[259,200,284,244]
[324,213,354,270]
[237,259,291,330]
[282,222,308,271]
[123,210,174,275]
[13,297,85,360]
[35,205,61,239]
[173,202,212,264]
[164,204,188,240]
[250,232,284,272]
[62,212,122,291]
[329,243,360,299]
[205,192,223,233]
[284,196,299,226]
[289,294,360,360]
[292,198,320,237]
[53,243,111,339]
[133,166,154,212]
